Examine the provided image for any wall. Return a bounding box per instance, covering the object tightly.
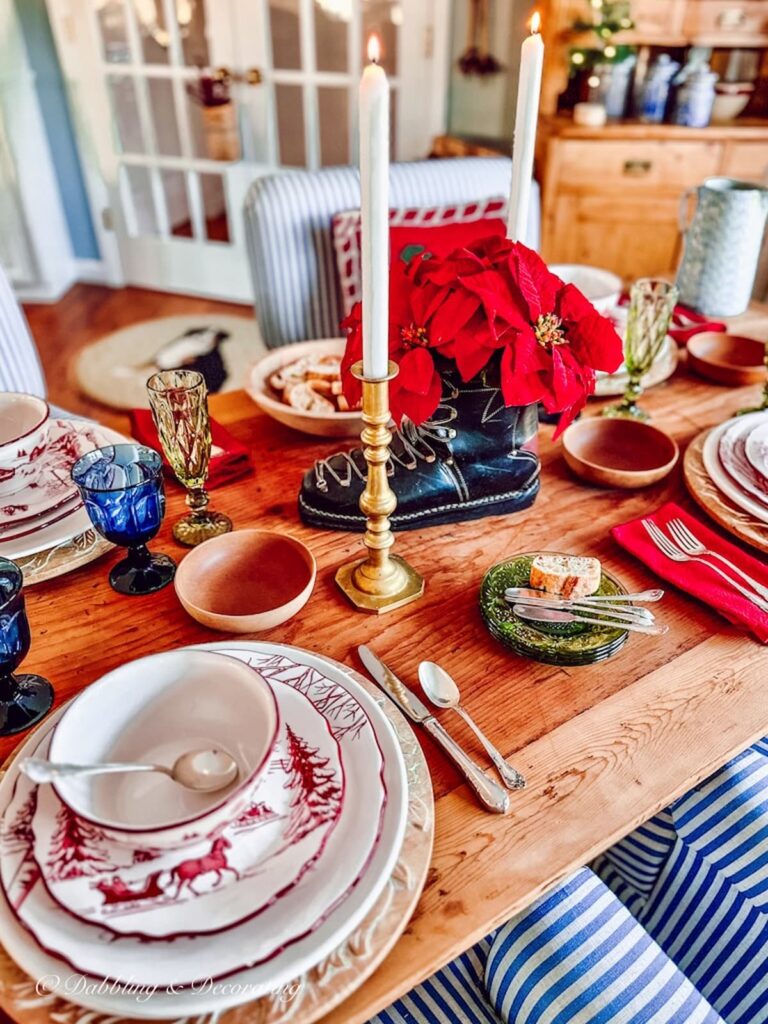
[447,0,530,143]
[13,0,99,261]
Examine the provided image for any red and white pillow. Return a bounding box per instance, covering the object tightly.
[332,198,507,316]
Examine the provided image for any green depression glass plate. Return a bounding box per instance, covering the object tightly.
[479,552,630,666]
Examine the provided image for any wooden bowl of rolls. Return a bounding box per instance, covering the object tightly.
[246,339,363,438]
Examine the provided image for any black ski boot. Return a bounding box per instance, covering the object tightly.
[298,356,540,532]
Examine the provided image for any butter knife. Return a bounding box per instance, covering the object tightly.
[358,646,510,814]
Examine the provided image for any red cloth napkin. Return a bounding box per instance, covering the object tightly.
[130,409,253,489]
[611,501,768,643]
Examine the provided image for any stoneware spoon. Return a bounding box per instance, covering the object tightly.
[20,747,239,793]
[419,661,526,790]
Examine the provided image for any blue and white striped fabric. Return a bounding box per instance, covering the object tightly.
[0,262,46,397]
[243,159,540,350]
[594,739,768,1024]
[369,868,723,1024]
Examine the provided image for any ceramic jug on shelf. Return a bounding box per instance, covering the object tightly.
[676,177,768,317]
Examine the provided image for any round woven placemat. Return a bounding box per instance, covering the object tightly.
[684,428,768,556]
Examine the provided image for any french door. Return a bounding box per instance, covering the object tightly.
[47,0,450,302]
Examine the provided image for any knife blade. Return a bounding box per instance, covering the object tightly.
[358,646,510,814]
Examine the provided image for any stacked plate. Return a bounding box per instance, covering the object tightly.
[0,643,408,1018]
[0,418,129,582]
[701,411,768,527]
[479,553,629,666]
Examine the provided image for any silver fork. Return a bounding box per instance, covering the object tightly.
[668,518,768,604]
[642,519,768,613]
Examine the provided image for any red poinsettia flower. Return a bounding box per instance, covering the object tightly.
[341,236,623,434]
[341,259,445,425]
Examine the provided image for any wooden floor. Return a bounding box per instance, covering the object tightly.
[22,284,249,429]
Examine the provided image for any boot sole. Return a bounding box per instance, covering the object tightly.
[298,476,541,533]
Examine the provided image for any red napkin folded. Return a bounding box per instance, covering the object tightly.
[611,501,768,644]
[130,409,253,489]
[669,305,727,346]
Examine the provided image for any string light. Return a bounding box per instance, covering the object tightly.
[572,51,585,64]
[587,74,601,87]
[604,44,616,57]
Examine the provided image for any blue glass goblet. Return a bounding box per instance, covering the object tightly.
[71,444,176,596]
[0,557,54,735]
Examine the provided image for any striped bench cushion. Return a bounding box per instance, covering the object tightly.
[243,159,540,351]
[369,868,722,1024]
[0,264,46,397]
[594,738,768,1024]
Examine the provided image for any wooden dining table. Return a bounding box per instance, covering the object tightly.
[3,302,768,1024]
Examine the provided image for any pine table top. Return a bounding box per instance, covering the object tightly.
[4,303,768,1023]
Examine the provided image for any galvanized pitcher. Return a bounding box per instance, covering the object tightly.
[676,177,768,317]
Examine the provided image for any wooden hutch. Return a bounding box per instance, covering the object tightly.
[536,0,768,277]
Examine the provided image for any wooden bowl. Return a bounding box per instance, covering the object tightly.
[687,332,766,386]
[562,416,679,488]
[174,529,316,632]
[246,338,362,438]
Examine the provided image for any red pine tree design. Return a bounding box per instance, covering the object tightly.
[2,791,36,855]
[283,726,342,843]
[47,805,114,880]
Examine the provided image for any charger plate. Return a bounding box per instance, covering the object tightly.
[15,531,113,587]
[684,429,768,556]
[0,646,433,1024]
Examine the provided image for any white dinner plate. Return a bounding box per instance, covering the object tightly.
[0,643,408,1017]
[0,421,131,560]
[31,680,345,939]
[745,421,768,479]
[718,413,768,508]
[703,414,768,526]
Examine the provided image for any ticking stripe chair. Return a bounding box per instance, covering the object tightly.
[0,262,46,397]
[243,158,540,350]
[372,739,768,1023]
[372,868,723,1024]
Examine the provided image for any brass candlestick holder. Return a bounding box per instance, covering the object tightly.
[335,361,425,613]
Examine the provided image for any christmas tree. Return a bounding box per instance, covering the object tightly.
[283,726,342,843]
[568,0,636,87]
[46,805,114,880]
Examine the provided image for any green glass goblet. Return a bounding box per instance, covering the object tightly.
[603,278,678,421]
[146,370,232,547]
[739,342,768,415]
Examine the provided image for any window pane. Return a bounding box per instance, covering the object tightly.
[200,174,230,243]
[181,1,210,67]
[318,88,349,165]
[162,170,193,238]
[315,0,350,73]
[362,0,400,76]
[148,78,181,156]
[270,0,301,70]
[275,84,306,166]
[97,0,130,63]
[108,76,145,154]
[130,0,170,64]
[122,165,158,236]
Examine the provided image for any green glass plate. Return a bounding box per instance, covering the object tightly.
[479,552,629,666]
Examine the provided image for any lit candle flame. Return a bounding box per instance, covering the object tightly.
[367,33,381,64]
[530,11,541,33]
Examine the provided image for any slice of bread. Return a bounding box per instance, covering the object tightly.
[529,554,601,599]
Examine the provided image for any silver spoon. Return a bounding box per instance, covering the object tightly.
[504,587,664,604]
[20,748,239,793]
[418,661,526,791]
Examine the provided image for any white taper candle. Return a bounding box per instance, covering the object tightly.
[359,34,390,380]
[507,13,544,245]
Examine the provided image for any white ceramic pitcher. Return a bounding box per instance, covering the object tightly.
[676,177,768,317]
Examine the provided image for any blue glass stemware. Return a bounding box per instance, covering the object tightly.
[0,557,54,735]
[71,444,176,596]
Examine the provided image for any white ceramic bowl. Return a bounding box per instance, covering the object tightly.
[49,650,279,849]
[549,264,623,314]
[246,338,362,438]
[0,394,49,498]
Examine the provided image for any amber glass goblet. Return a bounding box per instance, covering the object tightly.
[603,278,678,421]
[146,370,232,547]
